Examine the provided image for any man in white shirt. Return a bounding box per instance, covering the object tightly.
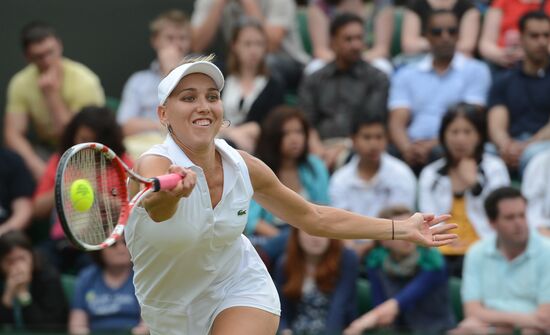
[330,114,417,256]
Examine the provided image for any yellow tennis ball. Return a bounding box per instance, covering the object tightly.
[70,179,94,212]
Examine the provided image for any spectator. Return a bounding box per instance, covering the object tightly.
[33,106,132,274]
[69,240,147,335]
[246,106,329,263]
[450,187,550,335]
[401,0,480,57]
[389,9,490,173]
[487,11,550,175]
[4,21,105,180]
[0,147,34,236]
[419,104,510,276]
[191,0,309,90]
[329,114,416,258]
[117,9,191,160]
[299,13,389,170]
[306,0,394,74]
[219,17,285,153]
[479,0,550,69]
[274,227,358,335]
[344,206,455,335]
[0,231,68,331]
[522,149,550,237]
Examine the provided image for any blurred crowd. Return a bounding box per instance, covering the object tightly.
[1,0,550,334]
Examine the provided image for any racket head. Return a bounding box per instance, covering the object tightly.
[55,142,130,251]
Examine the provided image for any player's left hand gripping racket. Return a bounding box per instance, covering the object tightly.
[55,142,184,251]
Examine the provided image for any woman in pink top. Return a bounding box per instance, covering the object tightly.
[32,106,132,273]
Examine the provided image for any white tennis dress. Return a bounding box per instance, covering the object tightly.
[124,135,280,335]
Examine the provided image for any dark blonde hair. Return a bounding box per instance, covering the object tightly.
[179,53,216,66]
[150,9,190,37]
[227,17,269,76]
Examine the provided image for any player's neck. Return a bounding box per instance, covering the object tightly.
[176,140,219,173]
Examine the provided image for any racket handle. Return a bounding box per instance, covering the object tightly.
[153,173,185,191]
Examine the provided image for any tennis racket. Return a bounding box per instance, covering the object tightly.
[55,142,184,251]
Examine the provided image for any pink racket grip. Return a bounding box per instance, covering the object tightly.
[152,173,185,192]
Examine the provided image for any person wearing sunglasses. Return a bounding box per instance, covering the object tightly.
[389,9,490,174]
[401,0,480,57]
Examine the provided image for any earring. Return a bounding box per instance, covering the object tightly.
[222,120,231,128]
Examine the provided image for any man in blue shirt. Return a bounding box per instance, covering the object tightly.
[388,9,490,173]
[450,187,550,334]
[487,11,550,175]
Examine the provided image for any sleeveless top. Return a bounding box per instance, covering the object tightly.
[124,135,280,334]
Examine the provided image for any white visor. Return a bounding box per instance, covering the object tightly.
[158,61,225,105]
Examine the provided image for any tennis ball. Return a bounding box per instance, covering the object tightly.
[70,179,94,212]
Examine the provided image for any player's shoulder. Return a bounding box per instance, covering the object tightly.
[238,150,263,173]
[135,154,172,177]
[238,150,278,190]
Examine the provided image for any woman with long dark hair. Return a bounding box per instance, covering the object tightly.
[418,103,510,276]
[246,106,330,262]
[274,227,358,335]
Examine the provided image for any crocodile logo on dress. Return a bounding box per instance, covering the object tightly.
[237,209,247,216]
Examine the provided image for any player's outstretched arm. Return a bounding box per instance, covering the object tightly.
[242,151,457,247]
[130,155,196,222]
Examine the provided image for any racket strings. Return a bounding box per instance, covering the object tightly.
[62,148,127,246]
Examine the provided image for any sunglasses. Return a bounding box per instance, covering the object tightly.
[429,27,459,37]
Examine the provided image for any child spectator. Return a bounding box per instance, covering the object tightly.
[344,206,455,335]
[330,114,416,258]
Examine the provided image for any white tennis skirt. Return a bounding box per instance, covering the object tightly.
[140,237,281,335]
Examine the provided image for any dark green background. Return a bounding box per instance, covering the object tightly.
[0,0,198,140]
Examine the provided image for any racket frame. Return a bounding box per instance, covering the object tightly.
[55,142,164,251]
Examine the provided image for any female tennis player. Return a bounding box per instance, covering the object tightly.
[124,55,457,335]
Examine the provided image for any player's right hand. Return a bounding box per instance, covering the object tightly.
[166,165,196,199]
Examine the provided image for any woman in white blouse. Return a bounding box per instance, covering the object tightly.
[418,103,510,276]
[219,17,285,153]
